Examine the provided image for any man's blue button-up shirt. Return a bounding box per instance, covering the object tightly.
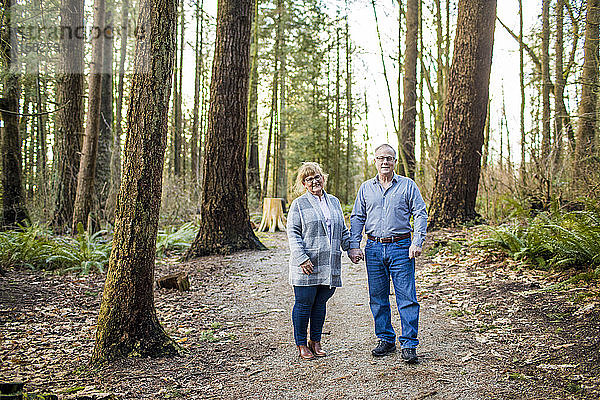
[350,173,428,248]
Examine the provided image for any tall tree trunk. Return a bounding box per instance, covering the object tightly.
[575,0,600,177]
[541,0,551,166]
[0,0,29,228]
[428,0,496,229]
[97,10,114,217]
[435,0,444,142]
[519,0,526,183]
[35,69,48,202]
[481,98,491,169]
[246,0,261,200]
[191,0,204,187]
[553,0,565,170]
[344,11,352,204]
[276,0,287,202]
[262,40,279,197]
[107,0,129,222]
[397,0,403,151]
[418,0,427,178]
[185,0,266,258]
[72,0,105,233]
[334,24,341,197]
[173,1,184,176]
[371,0,398,138]
[91,0,179,364]
[363,90,370,182]
[20,95,30,198]
[399,0,417,179]
[52,0,84,232]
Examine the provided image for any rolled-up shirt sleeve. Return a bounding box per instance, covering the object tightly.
[409,181,428,248]
[350,184,366,249]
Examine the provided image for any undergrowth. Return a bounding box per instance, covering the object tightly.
[0,223,110,274]
[0,221,200,274]
[476,200,600,271]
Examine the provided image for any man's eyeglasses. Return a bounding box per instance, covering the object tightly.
[375,156,396,162]
[304,174,322,183]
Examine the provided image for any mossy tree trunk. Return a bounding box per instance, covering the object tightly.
[428,0,496,229]
[399,0,418,180]
[97,10,114,217]
[0,0,30,229]
[52,0,85,232]
[72,0,105,233]
[91,0,179,364]
[106,0,128,222]
[575,0,600,179]
[185,0,266,258]
[247,0,261,201]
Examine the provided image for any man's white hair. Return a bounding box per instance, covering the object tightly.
[374,143,396,158]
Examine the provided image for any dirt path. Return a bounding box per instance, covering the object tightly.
[1,230,598,399]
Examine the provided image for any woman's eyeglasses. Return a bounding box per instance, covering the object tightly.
[304,174,322,183]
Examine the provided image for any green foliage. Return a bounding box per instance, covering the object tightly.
[0,223,111,274]
[156,222,198,257]
[476,201,600,271]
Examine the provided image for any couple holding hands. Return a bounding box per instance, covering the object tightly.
[287,144,428,363]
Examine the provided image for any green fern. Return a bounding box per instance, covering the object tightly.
[156,222,198,256]
[476,202,600,271]
[0,223,111,274]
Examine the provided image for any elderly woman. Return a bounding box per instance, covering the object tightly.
[287,162,351,360]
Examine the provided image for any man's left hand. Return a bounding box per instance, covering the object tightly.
[408,245,422,259]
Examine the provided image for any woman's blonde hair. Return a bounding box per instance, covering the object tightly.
[293,162,328,194]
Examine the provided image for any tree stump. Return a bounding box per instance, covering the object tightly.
[156,272,190,291]
[257,198,287,232]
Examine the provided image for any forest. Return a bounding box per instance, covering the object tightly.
[1,0,599,398]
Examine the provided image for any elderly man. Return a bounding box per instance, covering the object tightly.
[348,144,427,364]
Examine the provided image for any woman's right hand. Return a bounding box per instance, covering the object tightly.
[300,259,314,275]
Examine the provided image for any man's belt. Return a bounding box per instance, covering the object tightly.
[367,233,411,243]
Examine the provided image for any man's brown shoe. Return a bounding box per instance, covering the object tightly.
[308,340,327,357]
[298,345,315,360]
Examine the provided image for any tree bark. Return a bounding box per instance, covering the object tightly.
[276,0,287,202]
[575,0,600,176]
[97,10,114,216]
[185,0,266,258]
[334,24,341,196]
[175,1,185,175]
[107,0,129,222]
[0,0,30,228]
[428,0,496,229]
[191,0,204,187]
[345,11,352,204]
[246,0,261,201]
[519,0,526,183]
[72,0,105,233]
[399,0,418,179]
[91,0,179,364]
[51,0,84,232]
[541,0,551,164]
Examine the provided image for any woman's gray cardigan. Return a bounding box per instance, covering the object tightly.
[287,191,351,287]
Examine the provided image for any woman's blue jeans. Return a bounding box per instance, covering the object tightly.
[365,238,419,348]
[292,285,336,346]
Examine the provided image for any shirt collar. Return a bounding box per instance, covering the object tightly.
[307,190,327,202]
[372,173,399,184]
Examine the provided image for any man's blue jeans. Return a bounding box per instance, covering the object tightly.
[292,285,336,346]
[365,238,419,348]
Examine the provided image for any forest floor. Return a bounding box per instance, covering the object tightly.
[1,228,599,399]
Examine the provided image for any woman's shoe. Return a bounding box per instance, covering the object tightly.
[298,345,315,360]
[308,340,327,357]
